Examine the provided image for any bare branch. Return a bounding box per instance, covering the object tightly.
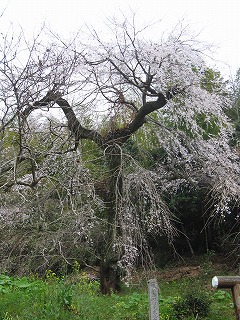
[33,91,104,147]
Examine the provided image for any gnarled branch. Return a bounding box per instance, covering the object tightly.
[33,91,104,147]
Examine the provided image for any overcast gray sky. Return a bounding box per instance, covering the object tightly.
[1,0,240,78]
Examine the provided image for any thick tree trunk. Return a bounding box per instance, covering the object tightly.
[99,259,120,294]
[98,144,122,294]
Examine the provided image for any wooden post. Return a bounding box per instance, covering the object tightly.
[148,278,159,320]
[212,276,240,320]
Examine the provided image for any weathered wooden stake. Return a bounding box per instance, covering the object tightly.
[148,278,159,320]
[212,276,240,320]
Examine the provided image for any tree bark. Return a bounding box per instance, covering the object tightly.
[100,258,120,294]
[98,143,122,294]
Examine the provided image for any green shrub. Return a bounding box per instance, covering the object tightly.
[110,292,149,319]
[172,291,211,319]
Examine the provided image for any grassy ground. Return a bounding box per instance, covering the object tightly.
[0,256,237,319]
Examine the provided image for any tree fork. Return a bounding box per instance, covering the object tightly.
[32,90,172,294]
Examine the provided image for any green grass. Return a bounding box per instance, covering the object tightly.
[0,268,236,320]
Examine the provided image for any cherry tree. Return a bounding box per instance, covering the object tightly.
[0,18,239,293]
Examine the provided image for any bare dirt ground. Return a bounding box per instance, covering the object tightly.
[128,255,238,286]
[81,255,238,285]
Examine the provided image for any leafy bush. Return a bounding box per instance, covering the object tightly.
[212,289,232,302]
[110,292,149,319]
[172,291,211,319]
